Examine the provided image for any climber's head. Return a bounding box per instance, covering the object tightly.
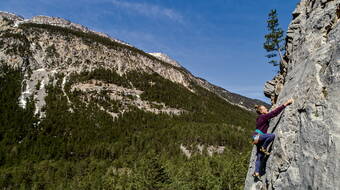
[255,105,268,115]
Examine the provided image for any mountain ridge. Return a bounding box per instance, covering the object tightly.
[0,11,269,112]
[0,11,263,189]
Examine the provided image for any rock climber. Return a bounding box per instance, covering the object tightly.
[252,98,294,179]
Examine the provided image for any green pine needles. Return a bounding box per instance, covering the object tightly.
[264,9,285,66]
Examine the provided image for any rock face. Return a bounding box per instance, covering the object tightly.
[245,0,340,189]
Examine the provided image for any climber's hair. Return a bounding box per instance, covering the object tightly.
[254,105,262,114]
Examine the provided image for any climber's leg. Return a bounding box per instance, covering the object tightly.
[257,133,275,155]
[260,133,275,149]
[254,148,264,174]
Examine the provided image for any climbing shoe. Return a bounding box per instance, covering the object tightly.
[252,172,261,180]
[260,147,271,156]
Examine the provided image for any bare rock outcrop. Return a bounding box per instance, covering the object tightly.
[245,0,340,189]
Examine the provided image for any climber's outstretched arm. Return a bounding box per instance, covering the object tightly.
[261,98,294,121]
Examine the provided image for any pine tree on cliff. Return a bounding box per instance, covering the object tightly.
[264,9,285,66]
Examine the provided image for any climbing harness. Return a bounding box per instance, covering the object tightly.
[255,129,264,135]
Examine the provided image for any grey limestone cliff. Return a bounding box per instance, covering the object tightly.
[245,0,340,189]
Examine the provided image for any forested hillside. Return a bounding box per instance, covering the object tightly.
[0,13,259,189]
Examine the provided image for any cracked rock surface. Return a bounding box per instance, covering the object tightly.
[245,0,340,189]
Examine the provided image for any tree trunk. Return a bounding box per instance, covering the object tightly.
[277,45,287,66]
[277,45,284,64]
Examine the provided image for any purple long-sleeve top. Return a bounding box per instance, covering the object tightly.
[254,105,286,135]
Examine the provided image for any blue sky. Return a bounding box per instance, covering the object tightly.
[0,0,300,102]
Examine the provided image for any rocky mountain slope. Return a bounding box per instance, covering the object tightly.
[0,11,267,116]
[245,0,340,189]
[0,11,262,189]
